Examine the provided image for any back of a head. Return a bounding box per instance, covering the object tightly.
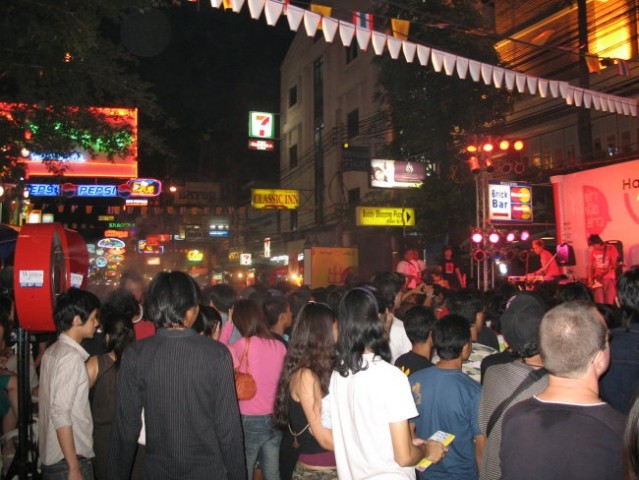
[289,289,312,317]
[248,286,272,308]
[145,271,201,328]
[336,287,390,374]
[102,315,135,363]
[448,290,483,326]
[191,305,222,337]
[501,292,547,358]
[557,281,593,304]
[540,301,606,378]
[289,302,336,367]
[54,288,100,333]
[433,314,471,361]
[617,266,639,328]
[232,298,271,338]
[102,288,140,323]
[263,297,290,327]
[402,305,437,345]
[119,269,145,302]
[370,271,404,311]
[202,284,237,314]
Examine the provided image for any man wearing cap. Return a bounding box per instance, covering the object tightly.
[478,292,548,480]
[500,301,624,480]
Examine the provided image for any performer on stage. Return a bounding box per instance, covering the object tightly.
[439,245,466,291]
[587,234,619,305]
[396,248,425,290]
[531,239,561,279]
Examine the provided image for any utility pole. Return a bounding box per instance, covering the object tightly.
[577,0,594,164]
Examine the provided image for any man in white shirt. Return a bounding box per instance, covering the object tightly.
[372,271,412,363]
[396,249,425,290]
[39,288,100,480]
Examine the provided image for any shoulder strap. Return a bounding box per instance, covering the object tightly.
[486,367,547,437]
[237,337,251,373]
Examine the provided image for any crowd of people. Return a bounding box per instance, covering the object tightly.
[1,252,639,480]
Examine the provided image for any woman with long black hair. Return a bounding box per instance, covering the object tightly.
[274,302,337,479]
[328,287,446,479]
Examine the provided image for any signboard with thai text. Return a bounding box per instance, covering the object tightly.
[356,207,415,227]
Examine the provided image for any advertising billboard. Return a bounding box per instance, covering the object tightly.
[370,159,425,189]
[488,181,533,224]
[251,189,300,209]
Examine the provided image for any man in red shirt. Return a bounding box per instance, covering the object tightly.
[587,234,619,305]
[531,239,561,279]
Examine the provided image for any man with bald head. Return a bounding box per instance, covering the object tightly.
[500,301,624,480]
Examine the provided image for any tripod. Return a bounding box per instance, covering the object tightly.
[4,327,39,479]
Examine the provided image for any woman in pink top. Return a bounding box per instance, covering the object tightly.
[220,299,287,480]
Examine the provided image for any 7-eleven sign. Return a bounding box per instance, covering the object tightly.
[249,111,275,139]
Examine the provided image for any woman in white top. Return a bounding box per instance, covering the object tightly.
[328,286,447,479]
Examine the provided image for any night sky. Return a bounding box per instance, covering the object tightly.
[134,2,295,184]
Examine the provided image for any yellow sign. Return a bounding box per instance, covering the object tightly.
[356,207,415,226]
[251,189,300,210]
[187,249,204,262]
[308,247,358,288]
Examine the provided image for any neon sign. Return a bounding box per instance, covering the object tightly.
[13,106,139,178]
[128,178,161,197]
[97,238,126,249]
[27,178,161,198]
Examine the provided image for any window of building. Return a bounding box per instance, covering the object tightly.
[607,135,617,156]
[594,138,603,157]
[348,188,360,206]
[289,144,298,168]
[289,85,298,108]
[347,109,359,139]
[290,210,298,231]
[621,131,631,153]
[346,42,358,63]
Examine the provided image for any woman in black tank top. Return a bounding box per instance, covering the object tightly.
[274,302,338,479]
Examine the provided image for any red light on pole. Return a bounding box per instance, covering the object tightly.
[513,140,524,151]
[471,231,483,243]
[467,145,478,153]
[482,143,494,153]
[488,232,501,244]
[499,140,510,151]
[520,230,530,241]
[506,232,516,242]
[469,156,481,174]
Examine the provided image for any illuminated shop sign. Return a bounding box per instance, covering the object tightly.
[248,111,275,139]
[488,181,533,223]
[97,238,126,249]
[370,159,425,189]
[26,178,161,198]
[5,105,139,179]
[251,189,300,209]
[104,230,129,239]
[138,241,164,255]
[128,178,161,197]
[187,250,204,262]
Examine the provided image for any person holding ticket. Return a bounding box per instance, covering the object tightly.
[328,287,447,479]
[409,314,484,480]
